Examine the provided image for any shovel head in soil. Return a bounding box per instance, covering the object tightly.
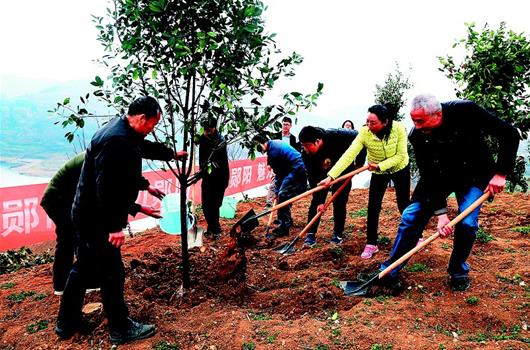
[188,225,203,249]
[340,274,379,297]
[271,236,300,254]
[229,209,260,247]
[230,209,260,235]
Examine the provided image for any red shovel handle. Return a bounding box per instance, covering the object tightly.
[297,175,353,239]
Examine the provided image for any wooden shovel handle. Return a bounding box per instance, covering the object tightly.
[297,175,353,238]
[266,199,277,226]
[265,165,369,214]
[379,191,491,279]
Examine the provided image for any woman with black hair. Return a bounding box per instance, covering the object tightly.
[319,104,410,259]
[341,119,354,129]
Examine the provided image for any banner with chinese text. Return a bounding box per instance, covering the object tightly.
[0,157,271,251]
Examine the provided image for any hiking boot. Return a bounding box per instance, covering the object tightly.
[56,319,98,340]
[360,244,379,259]
[450,276,471,292]
[329,235,343,245]
[303,233,316,248]
[109,319,156,345]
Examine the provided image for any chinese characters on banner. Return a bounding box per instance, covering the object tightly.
[0,157,272,251]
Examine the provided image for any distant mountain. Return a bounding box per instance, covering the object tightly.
[0,78,114,167]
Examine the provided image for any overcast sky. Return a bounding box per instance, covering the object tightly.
[1,0,529,130]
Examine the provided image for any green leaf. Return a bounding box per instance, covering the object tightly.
[63,97,70,105]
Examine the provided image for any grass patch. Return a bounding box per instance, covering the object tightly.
[6,291,36,303]
[476,227,494,243]
[511,226,530,235]
[331,246,344,257]
[465,296,479,305]
[249,312,271,321]
[26,319,48,334]
[407,263,428,273]
[496,273,522,285]
[315,344,330,350]
[352,208,368,218]
[0,247,54,275]
[377,236,392,246]
[153,341,180,350]
[330,278,341,288]
[242,342,256,350]
[0,282,16,289]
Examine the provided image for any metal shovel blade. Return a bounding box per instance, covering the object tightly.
[340,274,379,297]
[188,226,204,249]
[240,209,260,232]
[272,237,299,255]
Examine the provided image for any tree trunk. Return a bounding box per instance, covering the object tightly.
[179,175,190,288]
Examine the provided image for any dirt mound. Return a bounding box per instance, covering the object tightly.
[0,189,529,349]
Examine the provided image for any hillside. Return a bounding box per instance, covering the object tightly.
[0,189,529,350]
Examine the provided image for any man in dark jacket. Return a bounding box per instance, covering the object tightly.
[56,97,187,344]
[273,116,300,151]
[375,94,519,292]
[299,126,366,246]
[254,134,307,237]
[198,118,229,240]
[41,152,168,295]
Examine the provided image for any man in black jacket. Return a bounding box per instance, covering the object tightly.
[56,97,187,344]
[274,116,300,151]
[376,94,519,292]
[299,126,366,246]
[199,118,229,240]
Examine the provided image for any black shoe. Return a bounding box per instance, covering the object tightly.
[110,319,156,345]
[56,319,97,340]
[450,276,471,292]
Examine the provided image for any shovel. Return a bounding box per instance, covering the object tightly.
[233,165,369,236]
[272,174,354,254]
[341,191,491,296]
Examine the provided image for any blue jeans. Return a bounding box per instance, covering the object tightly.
[380,186,483,279]
[276,173,307,229]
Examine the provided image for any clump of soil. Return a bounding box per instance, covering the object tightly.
[0,190,529,349]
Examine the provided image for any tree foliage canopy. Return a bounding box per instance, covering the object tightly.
[51,0,323,287]
[439,22,530,139]
[373,63,413,121]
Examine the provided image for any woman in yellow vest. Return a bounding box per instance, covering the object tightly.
[319,104,410,259]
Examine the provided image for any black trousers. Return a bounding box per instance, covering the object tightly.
[306,178,352,237]
[366,166,410,245]
[201,177,228,234]
[57,231,129,333]
[41,200,75,292]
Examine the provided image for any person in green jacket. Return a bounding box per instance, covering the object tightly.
[319,104,410,259]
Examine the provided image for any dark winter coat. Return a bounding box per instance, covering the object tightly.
[410,100,520,212]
